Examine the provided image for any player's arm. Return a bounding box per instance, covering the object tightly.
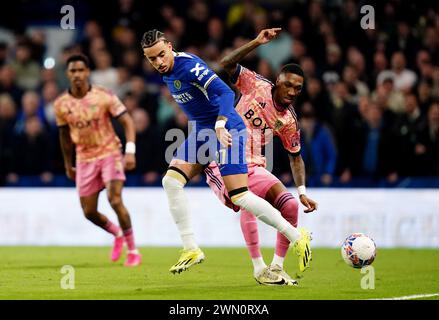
[288,153,318,213]
[117,112,136,171]
[58,125,75,180]
[220,28,282,76]
[107,89,136,171]
[211,80,235,148]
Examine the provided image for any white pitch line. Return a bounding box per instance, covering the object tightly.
[368,293,439,300]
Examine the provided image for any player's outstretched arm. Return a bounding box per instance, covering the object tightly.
[117,112,136,171]
[58,125,75,180]
[288,153,318,213]
[220,28,282,76]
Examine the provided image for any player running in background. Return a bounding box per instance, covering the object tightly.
[54,54,141,267]
[205,28,318,284]
[141,30,311,281]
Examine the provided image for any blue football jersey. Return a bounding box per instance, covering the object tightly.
[162,52,235,127]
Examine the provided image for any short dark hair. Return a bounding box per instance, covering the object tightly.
[280,63,305,78]
[141,29,167,48]
[66,54,90,69]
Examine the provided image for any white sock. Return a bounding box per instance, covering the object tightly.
[271,254,285,269]
[162,174,198,250]
[128,249,139,255]
[252,257,267,277]
[232,191,301,243]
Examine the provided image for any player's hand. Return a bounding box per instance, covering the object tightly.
[216,127,232,148]
[299,194,318,213]
[255,28,282,45]
[124,153,136,171]
[65,166,76,181]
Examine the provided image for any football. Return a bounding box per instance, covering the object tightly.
[341,233,377,268]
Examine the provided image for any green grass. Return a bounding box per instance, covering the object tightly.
[0,247,438,300]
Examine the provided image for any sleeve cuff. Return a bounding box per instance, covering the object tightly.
[114,110,127,119]
[204,74,218,89]
[230,64,242,84]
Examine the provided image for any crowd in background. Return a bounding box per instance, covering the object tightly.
[0,0,438,187]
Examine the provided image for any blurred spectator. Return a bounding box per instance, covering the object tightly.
[131,108,160,184]
[340,102,398,183]
[8,116,53,184]
[252,9,269,35]
[423,26,439,64]
[393,93,426,176]
[299,56,317,79]
[112,27,138,64]
[115,66,132,97]
[10,41,41,90]
[415,50,434,82]
[80,20,104,59]
[0,94,17,182]
[14,91,47,134]
[346,47,366,81]
[370,52,388,89]
[299,102,337,186]
[129,76,159,125]
[287,16,305,42]
[157,85,178,126]
[342,65,369,104]
[122,91,140,114]
[0,42,9,66]
[90,50,118,92]
[387,20,420,66]
[322,43,343,79]
[29,29,47,64]
[186,0,210,46]
[433,67,439,99]
[415,101,439,175]
[41,81,60,128]
[0,65,23,105]
[164,16,187,50]
[207,17,226,51]
[301,3,326,64]
[107,0,145,36]
[336,0,369,53]
[417,80,434,114]
[330,81,362,176]
[89,38,109,65]
[121,48,142,76]
[371,77,405,115]
[377,51,417,92]
[370,85,398,133]
[300,77,332,123]
[329,81,359,131]
[226,0,264,39]
[282,39,307,66]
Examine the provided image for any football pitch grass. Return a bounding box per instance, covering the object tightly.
[0,247,438,300]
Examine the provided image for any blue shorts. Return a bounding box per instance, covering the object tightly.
[174,121,248,176]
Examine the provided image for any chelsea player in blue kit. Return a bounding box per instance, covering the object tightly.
[141,30,308,278]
